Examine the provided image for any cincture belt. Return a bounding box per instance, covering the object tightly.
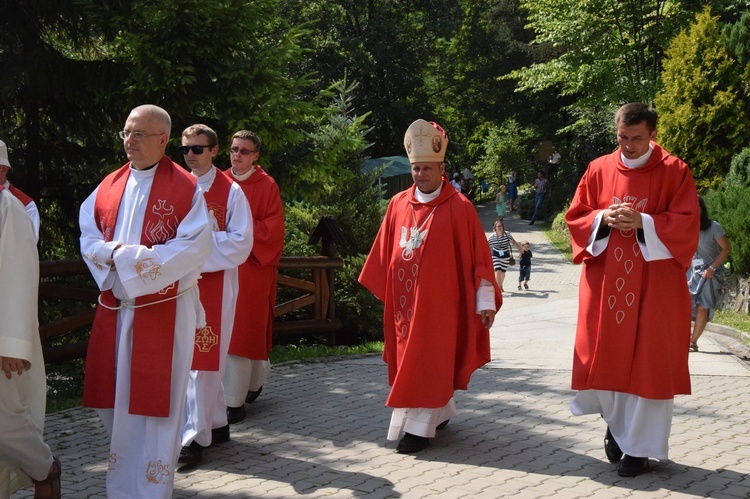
[97,282,197,310]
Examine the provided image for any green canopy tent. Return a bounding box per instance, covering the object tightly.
[362,155,413,198]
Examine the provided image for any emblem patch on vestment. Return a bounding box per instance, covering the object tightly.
[145,460,171,485]
[195,326,219,352]
[135,257,162,282]
[146,199,179,244]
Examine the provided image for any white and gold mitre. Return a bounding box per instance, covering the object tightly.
[403,119,448,163]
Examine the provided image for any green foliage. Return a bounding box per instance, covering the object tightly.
[655,6,750,189]
[725,11,750,67]
[474,119,539,188]
[510,0,697,109]
[281,79,386,340]
[704,147,750,274]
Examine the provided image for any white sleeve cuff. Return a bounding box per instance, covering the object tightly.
[476,278,497,312]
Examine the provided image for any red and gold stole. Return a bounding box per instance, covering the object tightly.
[8,183,33,207]
[83,157,195,417]
[191,170,231,371]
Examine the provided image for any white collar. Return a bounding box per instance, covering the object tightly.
[621,144,653,169]
[414,183,442,203]
[231,166,255,181]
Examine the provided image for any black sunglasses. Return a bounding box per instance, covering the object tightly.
[179,145,214,155]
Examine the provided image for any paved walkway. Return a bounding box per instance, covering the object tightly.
[16,203,750,498]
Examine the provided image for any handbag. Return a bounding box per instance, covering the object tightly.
[508,245,516,266]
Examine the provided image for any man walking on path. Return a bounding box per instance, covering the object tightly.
[565,102,699,477]
[359,119,501,454]
[178,124,253,466]
[79,104,212,498]
[0,184,60,499]
[529,170,549,225]
[223,130,285,425]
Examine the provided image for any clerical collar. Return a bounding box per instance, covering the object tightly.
[414,183,442,203]
[231,166,255,181]
[193,166,217,190]
[130,161,159,171]
[621,144,653,169]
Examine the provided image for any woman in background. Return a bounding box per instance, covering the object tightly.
[688,196,731,352]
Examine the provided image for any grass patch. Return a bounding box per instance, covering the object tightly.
[270,341,383,363]
[713,309,750,336]
[542,225,573,262]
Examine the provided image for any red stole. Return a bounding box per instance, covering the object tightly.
[83,157,195,417]
[192,170,231,371]
[8,184,33,207]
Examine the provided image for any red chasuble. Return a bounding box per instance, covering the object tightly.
[359,178,501,409]
[191,171,232,371]
[225,166,284,360]
[565,143,699,399]
[83,157,195,417]
[7,183,33,207]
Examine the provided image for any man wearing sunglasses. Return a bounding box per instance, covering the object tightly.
[79,105,213,498]
[222,130,285,424]
[177,124,253,466]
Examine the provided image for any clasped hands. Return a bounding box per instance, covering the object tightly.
[601,202,642,230]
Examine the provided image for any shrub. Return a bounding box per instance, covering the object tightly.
[704,147,750,274]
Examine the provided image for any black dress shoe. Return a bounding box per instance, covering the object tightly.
[210,424,230,446]
[226,405,246,425]
[396,433,430,453]
[604,426,623,463]
[245,386,263,404]
[178,441,204,465]
[436,420,450,430]
[618,455,649,477]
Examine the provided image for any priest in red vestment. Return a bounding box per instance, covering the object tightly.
[565,103,699,477]
[359,119,501,454]
[222,130,285,425]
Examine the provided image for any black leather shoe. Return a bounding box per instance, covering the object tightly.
[245,386,263,404]
[178,441,204,465]
[396,433,430,453]
[604,427,623,463]
[210,425,230,446]
[226,405,246,425]
[618,455,649,477]
[436,420,450,430]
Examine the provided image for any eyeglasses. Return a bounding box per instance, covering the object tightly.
[230,147,257,156]
[118,130,163,141]
[178,145,214,155]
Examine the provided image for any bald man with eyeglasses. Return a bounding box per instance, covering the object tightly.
[177,124,252,466]
[222,130,285,424]
[79,104,212,498]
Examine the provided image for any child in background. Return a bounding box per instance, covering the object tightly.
[494,185,508,220]
[518,241,533,290]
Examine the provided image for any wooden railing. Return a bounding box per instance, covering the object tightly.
[39,256,344,365]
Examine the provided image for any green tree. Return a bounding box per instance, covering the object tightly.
[473,119,539,187]
[0,0,125,258]
[654,6,749,188]
[705,147,750,274]
[509,0,693,109]
[283,79,386,340]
